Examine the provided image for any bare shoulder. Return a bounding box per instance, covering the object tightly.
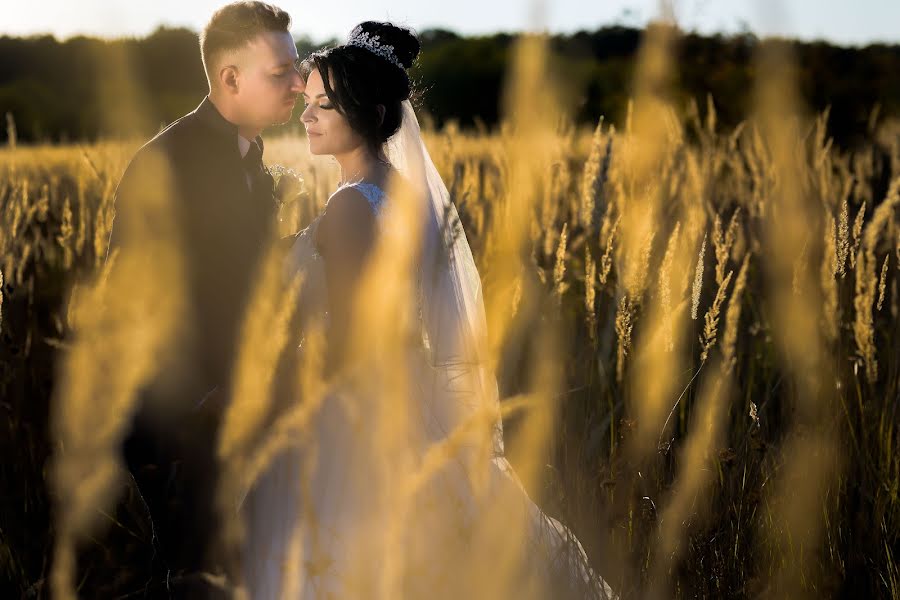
[324,186,375,220]
[315,186,377,251]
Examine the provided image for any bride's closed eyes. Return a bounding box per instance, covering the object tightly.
[301,94,334,110]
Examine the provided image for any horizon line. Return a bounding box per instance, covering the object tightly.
[2,22,898,50]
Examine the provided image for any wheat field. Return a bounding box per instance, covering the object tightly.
[2,30,900,598]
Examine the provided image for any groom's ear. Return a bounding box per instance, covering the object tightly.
[219,65,240,94]
[376,104,386,127]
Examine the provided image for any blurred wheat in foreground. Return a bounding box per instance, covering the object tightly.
[0,26,899,599]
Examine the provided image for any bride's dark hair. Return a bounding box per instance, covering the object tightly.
[300,21,420,151]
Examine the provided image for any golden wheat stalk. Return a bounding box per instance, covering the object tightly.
[864,176,900,252]
[57,195,74,269]
[724,209,740,263]
[821,218,840,343]
[853,176,900,381]
[713,208,740,286]
[700,269,733,362]
[580,119,604,228]
[585,245,597,343]
[15,242,31,285]
[553,222,569,302]
[660,222,682,352]
[721,254,750,373]
[849,201,866,270]
[691,233,707,320]
[836,192,850,277]
[877,254,889,311]
[76,182,89,256]
[615,295,634,382]
[10,180,27,243]
[633,228,657,299]
[791,237,810,297]
[598,214,619,285]
[853,247,878,383]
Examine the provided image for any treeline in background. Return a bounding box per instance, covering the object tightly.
[1,25,899,146]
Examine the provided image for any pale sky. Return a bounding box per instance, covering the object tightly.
[1,0,898,46]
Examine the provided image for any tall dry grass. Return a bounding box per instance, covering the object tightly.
[0,22,899,600]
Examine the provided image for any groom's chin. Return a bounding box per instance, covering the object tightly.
[275,107,297,125]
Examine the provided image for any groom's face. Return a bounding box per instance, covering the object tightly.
[233,31,303,130]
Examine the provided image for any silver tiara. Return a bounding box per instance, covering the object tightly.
[346,25,405,70]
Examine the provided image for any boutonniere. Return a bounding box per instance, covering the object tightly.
[268,165,307,211]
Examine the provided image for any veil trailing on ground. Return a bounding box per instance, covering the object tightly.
[385,100,505,460]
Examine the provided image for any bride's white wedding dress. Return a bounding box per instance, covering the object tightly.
[240,98,615,599]
[240,181,614,599]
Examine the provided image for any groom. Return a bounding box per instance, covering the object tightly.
[106,1,303,596]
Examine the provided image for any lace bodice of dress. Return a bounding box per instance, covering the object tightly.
[339,181,387,215]
[283,181,386,275]
[282,181,392,330]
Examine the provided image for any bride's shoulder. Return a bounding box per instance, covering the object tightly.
[323,185,377,223]
[315,186,377,253]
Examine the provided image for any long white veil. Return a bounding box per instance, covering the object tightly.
[385,100,505,461]
[384,101,616,599]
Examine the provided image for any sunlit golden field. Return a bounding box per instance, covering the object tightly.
[2,30,900,599]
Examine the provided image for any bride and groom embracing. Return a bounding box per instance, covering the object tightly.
[109,2,615,598]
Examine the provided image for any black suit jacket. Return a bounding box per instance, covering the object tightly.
[108,97,279,594]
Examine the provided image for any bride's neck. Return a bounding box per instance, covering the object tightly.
[334,145,386,185]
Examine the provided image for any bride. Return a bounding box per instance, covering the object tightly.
[240,21,615,600]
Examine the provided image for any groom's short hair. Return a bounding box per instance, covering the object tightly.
[200,1,292,85]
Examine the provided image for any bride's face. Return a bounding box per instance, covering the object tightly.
[300,69,365,156]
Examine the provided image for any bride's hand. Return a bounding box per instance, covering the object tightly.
[275,172,304,205]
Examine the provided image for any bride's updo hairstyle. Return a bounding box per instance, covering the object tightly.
[301,21,420,151]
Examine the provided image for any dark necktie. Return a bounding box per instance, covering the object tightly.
[243,141,268,194]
